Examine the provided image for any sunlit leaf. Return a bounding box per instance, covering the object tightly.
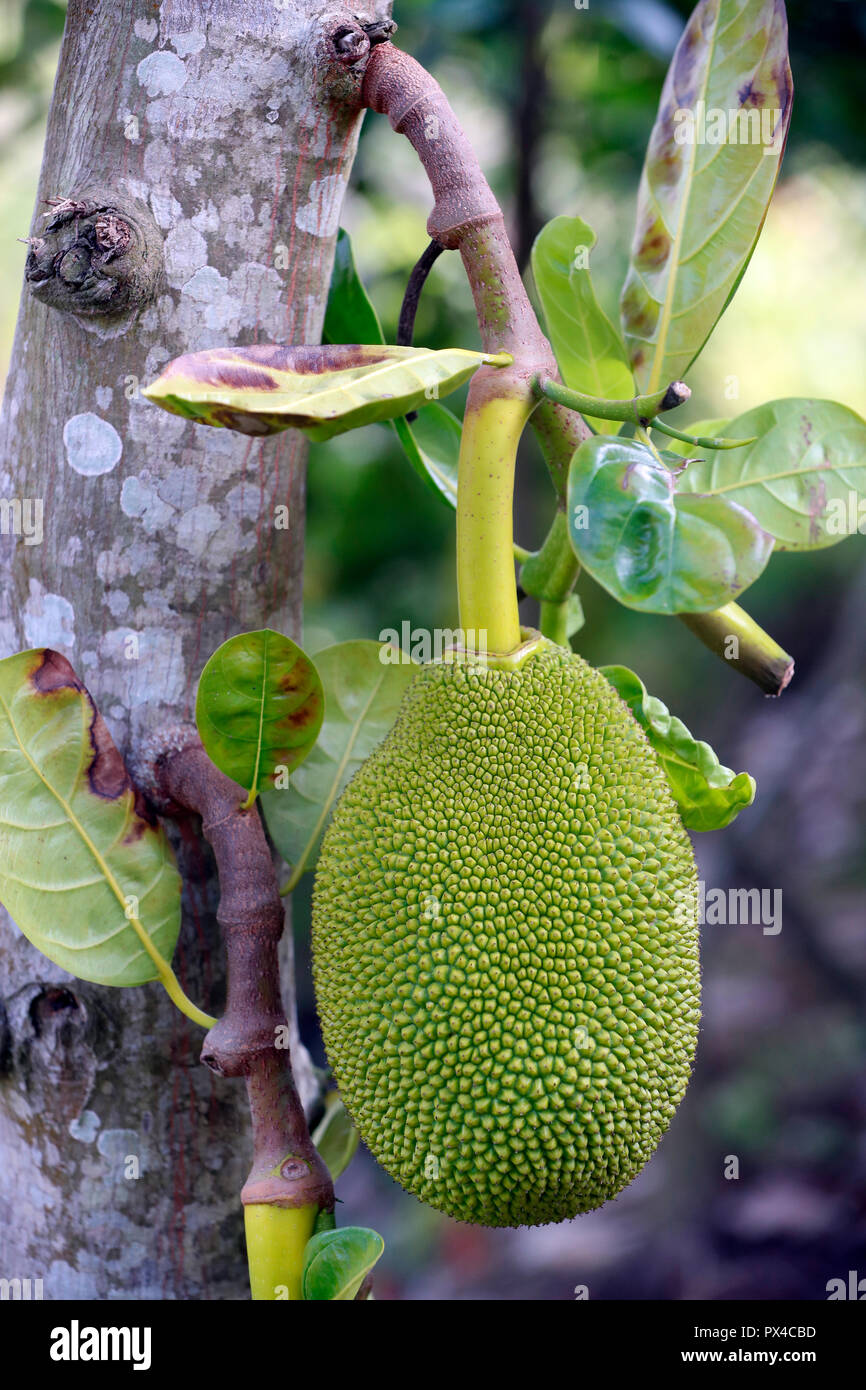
[567,435,773,613]
[144,343,507,442]
[532,215,634,433]
[323,228,383,346]
[261,640,417,884]
[196,630,323,804]
[302,1227,384,1301]
[673,398,866,549]
[312,1094,360,1182]
[600,664,756,830]
[621,0,793,391]
[0,649,182,986]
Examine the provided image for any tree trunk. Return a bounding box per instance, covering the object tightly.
[0,0,380,1300]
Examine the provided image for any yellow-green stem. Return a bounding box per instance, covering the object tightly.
[457,383,532,653]
[158,965,216,1029]
[244,1202,319,1301]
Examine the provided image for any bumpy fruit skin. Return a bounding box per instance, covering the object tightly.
[312,647,700,1227]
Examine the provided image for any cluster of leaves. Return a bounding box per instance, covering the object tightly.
[532,1,866,618]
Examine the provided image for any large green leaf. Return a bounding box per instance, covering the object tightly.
[196,630,323,805]
[302,1227,384,1301]
[601,664,756,831]
[0,649,182,987]
[261,640,416,886]
[144,344,508,442]
[323,228,383,346]
[672,399,866,550]
[621,0,793,391]
[532,215,634,434]
[567,435,773,614]
[312,1094,360,1182]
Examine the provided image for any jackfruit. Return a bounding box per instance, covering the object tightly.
[312,644,700,1227]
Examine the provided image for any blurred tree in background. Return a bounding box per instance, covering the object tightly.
[1,0,865,1299]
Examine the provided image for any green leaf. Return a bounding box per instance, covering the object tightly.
[673,399,866,550]
[143,343,509,442]
[196,630,324,804]
[312,1094,360,1182]
[392,402,461,507]
[302,1227,384,1301]
[0,649,182,987]
[323,228,384,347]
[567,435,773,614]
[621,0,792,392]
[532,215,634,434]
[261,640,416,885]
[600,664,756,831]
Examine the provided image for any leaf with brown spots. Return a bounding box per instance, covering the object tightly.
[620,0,793,392]
[0,649,195,999]
[143,343,511,442]
[674,398,866,549]
[196,630,324,807]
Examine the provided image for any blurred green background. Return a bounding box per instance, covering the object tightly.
[2,0,865,1300]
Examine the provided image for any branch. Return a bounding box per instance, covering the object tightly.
[361,41,588,496]
[155,738,332,1216]
[679,604,795,697]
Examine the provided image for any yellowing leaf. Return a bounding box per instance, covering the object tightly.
[144,344,509,441]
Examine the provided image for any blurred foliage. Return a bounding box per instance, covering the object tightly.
[1,0,866,1300]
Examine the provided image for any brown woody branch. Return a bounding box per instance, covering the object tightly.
[155,738,332,1213]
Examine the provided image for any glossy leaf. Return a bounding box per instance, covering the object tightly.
[144,343,507,442]
[600,664,756,830]
[323,228,383,346]
[0,649,182,986]
[196,630,324,803]
[567,435,773,614]
[621,0,793,391]
[393,403,461,507]
[312,1094,360,1182]
[261,640,416,883]
[532,215,634,433]
[302,1227,385,1301]
[673,398,866,549]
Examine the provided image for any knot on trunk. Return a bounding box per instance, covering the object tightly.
[25,185,163,322]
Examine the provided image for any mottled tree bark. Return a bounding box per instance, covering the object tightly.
[0,0,384,1299]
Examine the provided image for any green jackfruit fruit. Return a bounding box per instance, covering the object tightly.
[312,645,700,1227]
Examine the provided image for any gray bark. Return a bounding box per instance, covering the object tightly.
[0,0,381,1299]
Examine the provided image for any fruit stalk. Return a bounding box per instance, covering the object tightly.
[457,377,534,652]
